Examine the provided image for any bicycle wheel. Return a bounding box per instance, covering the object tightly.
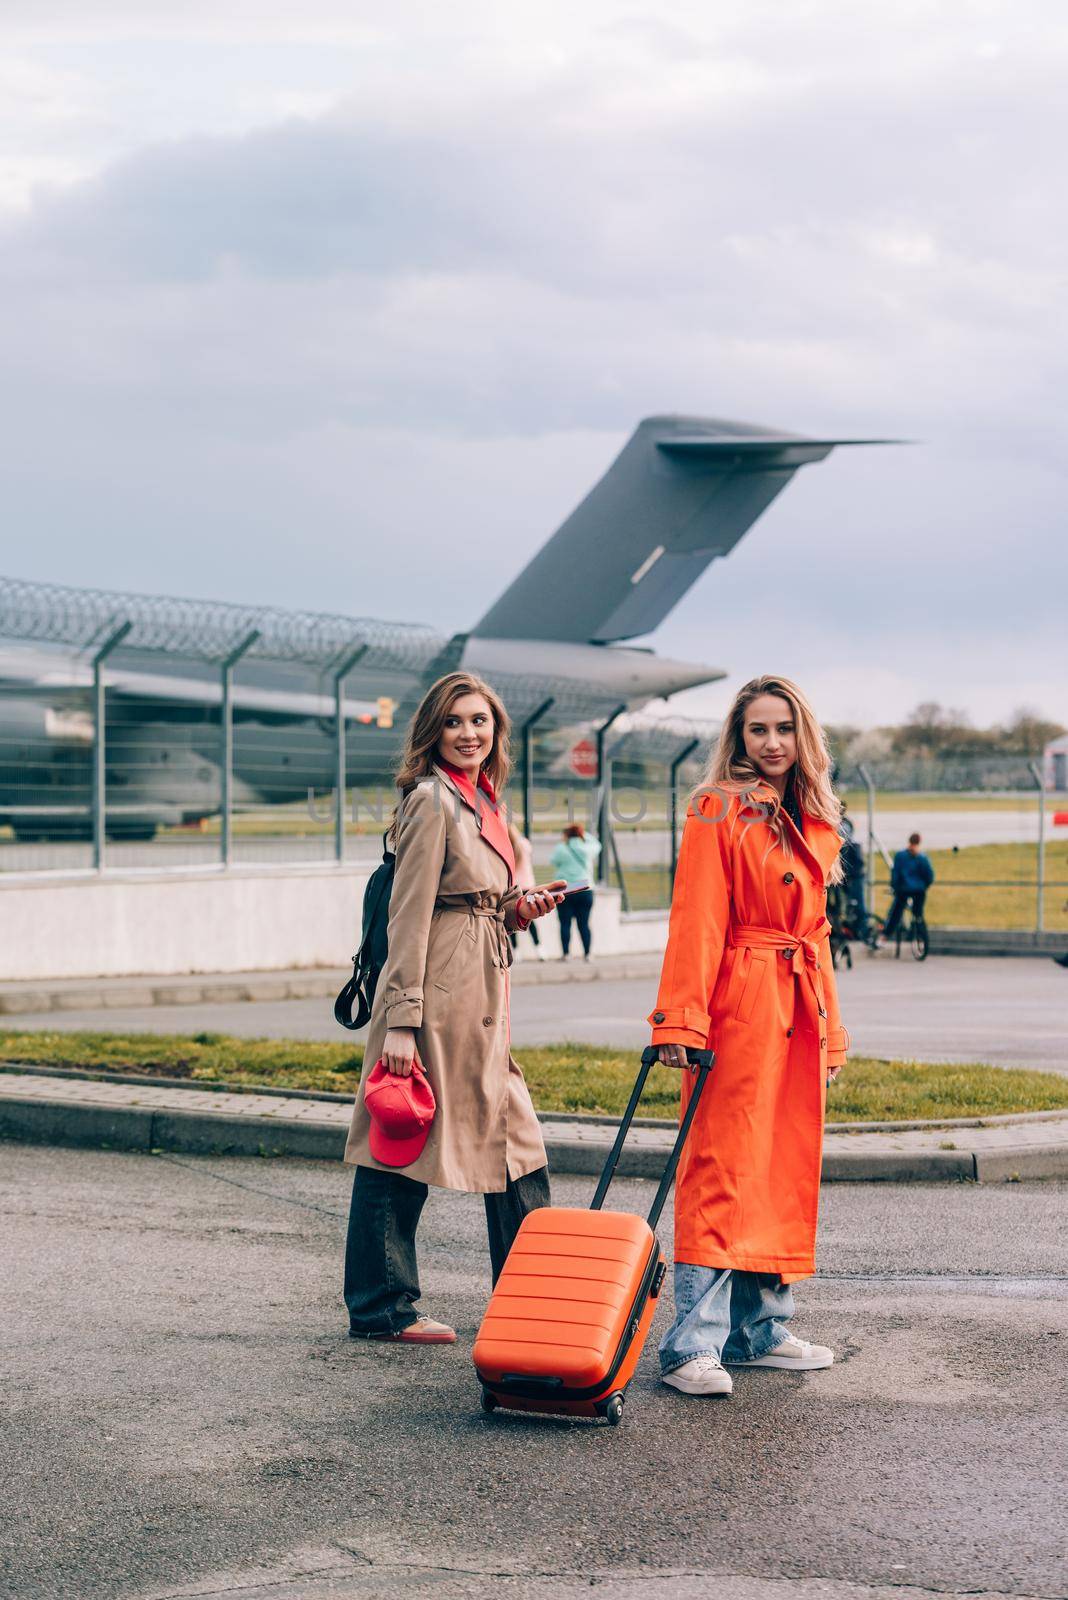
[911,917,929,962]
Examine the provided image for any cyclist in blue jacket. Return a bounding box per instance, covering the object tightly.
[882,832,935,941]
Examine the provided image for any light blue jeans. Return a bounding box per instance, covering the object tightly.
[659,1263,795,1375]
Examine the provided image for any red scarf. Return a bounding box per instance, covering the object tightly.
[436,760,516,886]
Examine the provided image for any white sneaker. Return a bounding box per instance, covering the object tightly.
[662,1357,733,1396]
[728,1334,833,1370]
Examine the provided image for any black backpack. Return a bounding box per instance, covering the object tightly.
[334,831,396,1031]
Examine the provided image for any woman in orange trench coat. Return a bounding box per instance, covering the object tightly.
[648,675,849,1398]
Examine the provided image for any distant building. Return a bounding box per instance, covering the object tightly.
[1044,733,1068,791]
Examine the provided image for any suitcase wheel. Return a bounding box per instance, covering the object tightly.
[480,1387,498,1414]
[597,1393,625,1426]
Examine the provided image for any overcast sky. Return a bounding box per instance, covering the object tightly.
[1,1,1065,727]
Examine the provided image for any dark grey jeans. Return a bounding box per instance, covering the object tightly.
[344,1162,551,1336]
[558,887,594,956]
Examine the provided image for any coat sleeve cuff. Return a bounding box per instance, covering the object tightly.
[384,990,423,1029]
[502,887,527,933]
[827,1025,849,1066]
[648,1004,711,1050]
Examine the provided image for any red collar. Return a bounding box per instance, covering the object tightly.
[437,758,498,805]
[435,760,516,885]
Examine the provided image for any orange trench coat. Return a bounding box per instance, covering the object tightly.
[647,785,849,1283]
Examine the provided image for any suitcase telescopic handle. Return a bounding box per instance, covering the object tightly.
[590,1045,714,1227]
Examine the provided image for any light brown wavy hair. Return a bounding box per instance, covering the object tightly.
[387,672,512,846]
[690,674,843,881]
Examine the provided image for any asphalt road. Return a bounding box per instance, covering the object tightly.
[3,1143,1067,1600]
[508,954,1068,1072]
[8,956,1066,1074]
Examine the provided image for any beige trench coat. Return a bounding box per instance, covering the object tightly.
[344,764,547,1193]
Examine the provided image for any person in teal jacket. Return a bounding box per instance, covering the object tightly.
[549,824,602,960]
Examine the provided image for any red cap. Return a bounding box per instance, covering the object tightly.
[364,1059,436,1168]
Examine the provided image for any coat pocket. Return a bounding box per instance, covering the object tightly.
[732,949,770,1025]
[430,915,476,993]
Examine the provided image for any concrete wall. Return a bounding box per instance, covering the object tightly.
[0,867,671,980]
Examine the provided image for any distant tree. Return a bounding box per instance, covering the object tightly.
[825,724,861,763]
[881,701,1064,761]
[846,727,894,766]
[891,702,982,756]
[996,708,1067,756]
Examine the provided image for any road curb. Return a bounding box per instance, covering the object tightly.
[3,1089,1067,1181]
[0,957,664,1015]
[972,1144,1068,1182]
[6,1061,1068,1136]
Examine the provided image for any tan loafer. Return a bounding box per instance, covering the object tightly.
[365,1316,457,1345]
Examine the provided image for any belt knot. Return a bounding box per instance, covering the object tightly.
[470,901,512,969]
[727,921,830,1005]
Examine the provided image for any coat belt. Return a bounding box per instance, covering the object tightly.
[437,899,514,971]
[727,922,830,1019]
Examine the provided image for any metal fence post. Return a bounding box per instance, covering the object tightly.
[333,644,368,863]
[600,754,631,911]
[1029,759,1046,933]
[220,631,260,867]
[593,705,626,887]
[857,763,876,914]
[520,698,554,841]
[669,738,700,882]
[91,621,132,871]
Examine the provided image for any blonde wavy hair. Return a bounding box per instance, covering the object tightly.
[387,672,512,846]
[690,674,843,881]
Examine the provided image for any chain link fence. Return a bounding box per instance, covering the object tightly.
[2,576,1064,933]
[835,758,1064,936]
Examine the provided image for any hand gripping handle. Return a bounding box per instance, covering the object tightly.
[590,1045,714,1226]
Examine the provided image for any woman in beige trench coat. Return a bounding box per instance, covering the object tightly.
[343,671,566,1345]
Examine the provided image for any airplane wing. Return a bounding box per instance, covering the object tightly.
[0,648,383,723]
[471,414,894,644]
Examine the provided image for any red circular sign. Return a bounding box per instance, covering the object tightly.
[569,738,598,779]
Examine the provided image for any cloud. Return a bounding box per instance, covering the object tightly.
[0,0,1065,722]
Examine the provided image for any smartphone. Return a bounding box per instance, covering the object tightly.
[559,880,590,897]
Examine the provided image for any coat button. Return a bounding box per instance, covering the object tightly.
[652,1011,665,1024]
[482,1016,494,1027]
[782,948,795,960]
[818,1006,827,1019]
[786,1027,794,1038]
[820,1037,827,1048]
[783,872,795,885]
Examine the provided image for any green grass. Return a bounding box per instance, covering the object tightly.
[3,1031,1066,1124]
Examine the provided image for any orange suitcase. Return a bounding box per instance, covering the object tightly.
[473,1045,713,1425]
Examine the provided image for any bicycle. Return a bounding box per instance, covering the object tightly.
[897,902,929,962]
[828,889,879,970]
[870,902,929,962]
